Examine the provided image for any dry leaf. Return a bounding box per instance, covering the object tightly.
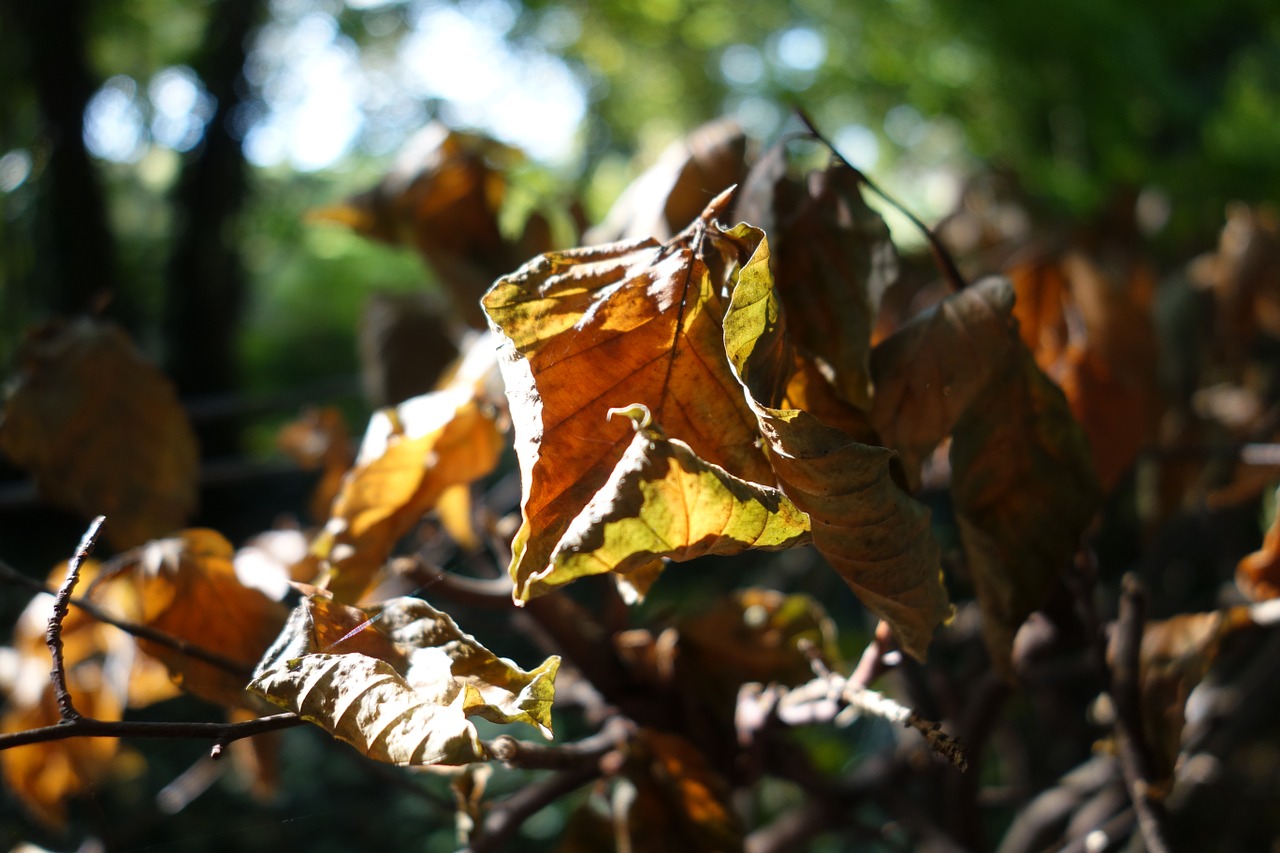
[96,529,289,708]
[0,319,199,548]
[250,593,559,765]
[484,191,777,601]
[737,148,898,409]
[950,345,1099,676]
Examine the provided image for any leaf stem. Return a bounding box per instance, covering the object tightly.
[793,108,968,293]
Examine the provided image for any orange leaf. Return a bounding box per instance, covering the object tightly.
[310,389,504,602]
[1237,509,1280,601]
[97,530,289,708]
[483,191,777,601]
[0,319,199,549]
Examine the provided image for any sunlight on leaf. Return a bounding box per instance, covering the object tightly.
[310,388,504,603]
[483,191,777,601]
[524,405,811,598]
[250,593,559,765]
[97,529,289,708]
[0,319,199,549]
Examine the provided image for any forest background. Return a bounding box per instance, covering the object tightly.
[4,0,1280,850]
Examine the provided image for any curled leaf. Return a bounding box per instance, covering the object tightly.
[250,594,559,765]
[737,148,898,409]
[311,388,504,602]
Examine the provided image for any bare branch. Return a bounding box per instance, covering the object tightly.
[1108,573,1172,853]
[0,712,303,752]
[0,555,252,678]
[46,516,106,720]
[485,717,632,771]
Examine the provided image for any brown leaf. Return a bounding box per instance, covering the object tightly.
[483,192,777,601]
[737,148,898,409]
[312,123,536,328]
[277,406,355,524]
[614,729,743,853]
[97,529,289,708]
[1114,606,1258,784]
[869,277,1020,484]
[0,319,199,548]
[950,345,1099,676]
[1237,510,1280,601]
[587,118,748,244]
[677,588,839,714]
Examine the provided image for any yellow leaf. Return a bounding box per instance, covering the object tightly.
[523,406,811,598]
[312,389,504,602]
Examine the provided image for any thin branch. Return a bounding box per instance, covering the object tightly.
[464,764,603,853]
[485,717,632,771]
[0,557,252,678]
[1108,573,1171,853]
[46,516,106,720]
[0,712,303,752]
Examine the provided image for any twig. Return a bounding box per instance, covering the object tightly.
[1108,573,1172,853]
[46,516,106,720]
[464,764,603,853]
[0,557,252,678]
[485,717,632,771]
[0,712,303,752]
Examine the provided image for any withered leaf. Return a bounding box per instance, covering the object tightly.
[725,233,950,661]
[97,529,289,708]
[870,277,1020,484]
[310,387,504,602]
[0,319,199,549]
[483,192,777,601]
[737,148,898,409]
[312,123,536,329]
[950,345,1099,677]
[615,729,744,853]
[250,593,559,765]
[587,118,748,244]
[524,406,811,598]
[1237,508,1280,601]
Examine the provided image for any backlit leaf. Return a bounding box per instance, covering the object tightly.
[0,319,199,549]
[97,529,289,708]
[250,593,559,765]
[725,235,950,661]
[950,345,1099,676]
[310,388,504,602]
[524,406,811,598]
[483,191,777,601]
